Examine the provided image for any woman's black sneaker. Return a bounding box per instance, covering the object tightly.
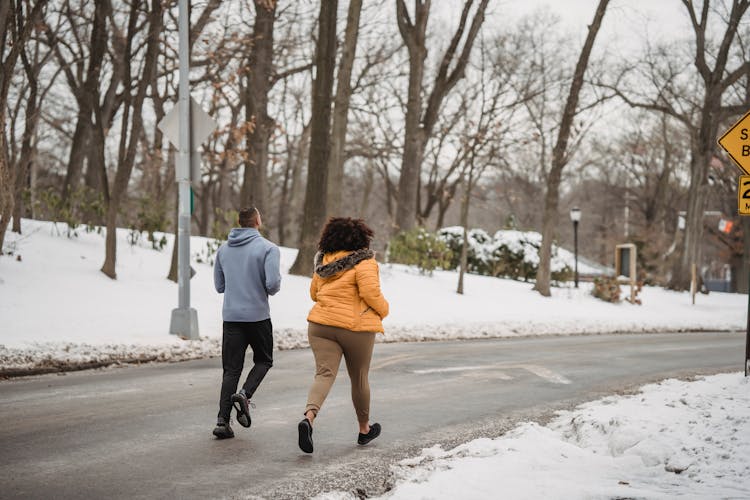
[357,423,381,445]
[230,392,252,428]
[298,418,314,453]
[212,418,234,439]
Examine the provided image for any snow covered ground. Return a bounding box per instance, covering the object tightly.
[0,219,746,374]
[316,372,750,500]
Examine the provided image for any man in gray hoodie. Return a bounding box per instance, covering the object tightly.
[212,206,281,439]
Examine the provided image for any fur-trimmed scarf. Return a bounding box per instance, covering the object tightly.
[314,248,374,278]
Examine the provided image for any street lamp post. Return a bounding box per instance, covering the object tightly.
[570,207,581,288]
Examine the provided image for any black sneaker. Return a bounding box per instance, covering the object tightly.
[357,422,381,445]
[212,418,234,439]
[298,418,313,453]
[230,392,252,428]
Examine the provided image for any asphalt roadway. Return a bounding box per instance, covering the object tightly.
[0,331,743,500]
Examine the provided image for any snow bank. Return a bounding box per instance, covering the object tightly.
[1,220,746,374]
[317,373,750,500]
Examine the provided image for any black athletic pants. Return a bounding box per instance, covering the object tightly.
[217,319,273,421]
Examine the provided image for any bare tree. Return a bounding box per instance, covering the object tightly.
[326,0,363,217]
[534,0,610,297]
[394,0,489,233]
[100,0,162,279]
[288,0,339,276]
[455,39,517,294]
[239,0,276,213]
[0,0,48,254]
[12,18,58,233]
[52,0,110,205]
[606,0,750,290]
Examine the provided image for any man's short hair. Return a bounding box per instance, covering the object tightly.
[239,207,259,228]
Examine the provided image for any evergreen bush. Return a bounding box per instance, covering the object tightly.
[388,227,453,275]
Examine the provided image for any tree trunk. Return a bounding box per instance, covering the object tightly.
[288,0,338,276]
[394,1,428,233]
[61,0,108,204]
[12,58,38,233]
[0,131,13,252]
[534,0,609,296]
[358,164,375,217]
[101,0,162,279]
[326,0,362,217]
[239,1,275,212]
[395,0,489,233]
[0,0,48,254]
[457,172,473,295]
[669,111,718,290]
[286,122,310,246]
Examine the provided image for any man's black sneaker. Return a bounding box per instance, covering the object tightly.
[230,392,252,428]
[357,422,381,445]
[212,419,234,439]
[298,418,313,453]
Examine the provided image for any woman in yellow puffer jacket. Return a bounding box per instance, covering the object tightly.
[297,217,389,454]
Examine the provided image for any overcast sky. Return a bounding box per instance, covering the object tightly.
[498,0,690,54]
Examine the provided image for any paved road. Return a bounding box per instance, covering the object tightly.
[0,332,743,499]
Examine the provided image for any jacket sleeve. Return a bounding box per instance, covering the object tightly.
[214,249,225,293]
[310,273,319,302]
[355,259,389,319]
[264,245,282,296]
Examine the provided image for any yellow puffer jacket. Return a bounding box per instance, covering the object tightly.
[307,249,389,333]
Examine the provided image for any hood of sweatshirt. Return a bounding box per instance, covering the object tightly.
[227,227,261,247]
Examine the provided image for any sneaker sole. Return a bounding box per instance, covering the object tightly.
[213,427,234,439]
[298,420,313,453]
[230,394,251,428]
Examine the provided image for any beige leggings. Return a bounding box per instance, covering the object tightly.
[305,322,376,424]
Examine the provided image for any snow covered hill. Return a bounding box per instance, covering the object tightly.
[0,219,746,374]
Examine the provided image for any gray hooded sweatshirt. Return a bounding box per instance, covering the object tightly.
[214,228,281,322]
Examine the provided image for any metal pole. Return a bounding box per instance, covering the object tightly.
[746,266,749,377]
[574,220,579,288]
[169,0,199,340]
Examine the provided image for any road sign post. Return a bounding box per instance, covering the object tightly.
[168,0,198,340]
[717,110,750,376]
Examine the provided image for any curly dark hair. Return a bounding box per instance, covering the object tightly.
[317,217,374,253]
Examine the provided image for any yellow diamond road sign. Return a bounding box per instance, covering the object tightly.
[718,110,750,175]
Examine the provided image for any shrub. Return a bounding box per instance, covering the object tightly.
[194,238,222,266]
[592,276,621,303]
[388,227,453,275]
[131,197,169,250]
[437,226,495,274]
[35,187,106,238]
[437,227,574,284]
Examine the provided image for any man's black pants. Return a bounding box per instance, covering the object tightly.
[218,319,273,421]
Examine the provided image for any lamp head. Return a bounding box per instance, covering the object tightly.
[570,207,582,223]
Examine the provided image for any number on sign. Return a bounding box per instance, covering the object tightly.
[738,175,750,215]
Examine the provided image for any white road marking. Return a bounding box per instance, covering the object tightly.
[517,364,572,385]
[412,364,571,385]
[413,365,493,374]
